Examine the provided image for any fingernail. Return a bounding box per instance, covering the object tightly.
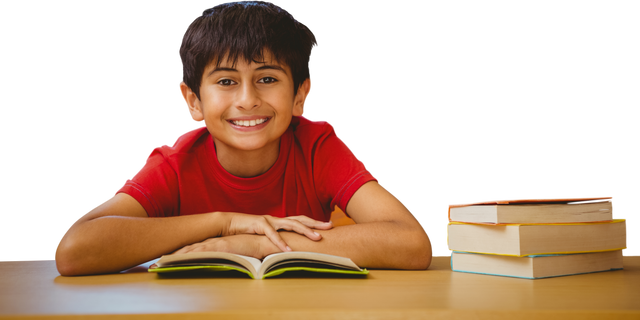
[314,232,320,236]
[286,246,292,251]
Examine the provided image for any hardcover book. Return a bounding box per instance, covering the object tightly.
[448,219,626,256]
[451,250,623,279]
[449,199,616,223]
[445,194,616,223]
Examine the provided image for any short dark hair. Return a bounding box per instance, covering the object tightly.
[180,1,317,99]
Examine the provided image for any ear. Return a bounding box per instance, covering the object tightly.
[180,82,204,121]
[292,79,311,117]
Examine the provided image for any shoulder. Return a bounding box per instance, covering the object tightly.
[288,116,359,165]
[288,117,376,212]
[114,125,209,206]
[154,127,210,159]
[288,116,357,157]
[290,116,336,143]
[122,125,209,179]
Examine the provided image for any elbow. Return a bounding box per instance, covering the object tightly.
[56,255,74,277]
[406,231,432,270]
[56,239,78,276]
[56,252,100,277]
[56,260,79,277]
[420,249,433,270]
[411,247,432,270]
[55,237,91,276]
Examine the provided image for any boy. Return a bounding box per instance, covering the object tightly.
[56,1,431,276]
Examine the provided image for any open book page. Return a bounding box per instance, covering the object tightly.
[152,251,262,276]
[258,251,364,278]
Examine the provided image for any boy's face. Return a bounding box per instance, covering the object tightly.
[182,51,309,154]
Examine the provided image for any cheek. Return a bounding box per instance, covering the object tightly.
[267,91,296,111]
[200,95,230,119]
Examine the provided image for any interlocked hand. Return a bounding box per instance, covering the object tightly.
[225,213,333,252]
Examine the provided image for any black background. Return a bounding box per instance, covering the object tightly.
[0,1,638,258]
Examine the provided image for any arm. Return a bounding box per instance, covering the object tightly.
[56,193,214,276]
[55,193,330,276]
[280,181,432,269]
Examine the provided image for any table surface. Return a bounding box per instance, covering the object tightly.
[1,256,639,319]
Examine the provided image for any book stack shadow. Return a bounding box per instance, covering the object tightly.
[447,197,626,279]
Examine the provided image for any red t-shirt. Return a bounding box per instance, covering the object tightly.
[117,116,376,221]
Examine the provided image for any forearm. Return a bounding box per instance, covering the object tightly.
[56,212,225,276]
[280,221,432,269]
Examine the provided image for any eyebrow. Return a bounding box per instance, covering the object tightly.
[207,65,286,77]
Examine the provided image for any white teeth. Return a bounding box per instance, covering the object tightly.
[232,118,268,127]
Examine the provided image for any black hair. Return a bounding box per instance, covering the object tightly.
[180,1,317,99]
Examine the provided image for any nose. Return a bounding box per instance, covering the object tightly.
[236,82,261,110]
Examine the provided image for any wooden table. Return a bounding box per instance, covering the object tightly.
[1,256,639,319]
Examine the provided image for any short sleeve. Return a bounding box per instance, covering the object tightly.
[117,147,180,217]
[310,124,376,213]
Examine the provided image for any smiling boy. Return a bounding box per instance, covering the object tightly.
[186,51,303,179]
[56,1,431,276]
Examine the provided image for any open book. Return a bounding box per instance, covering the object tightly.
[148,251,368,279]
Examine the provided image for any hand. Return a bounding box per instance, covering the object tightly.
[221,213,333,253]
[172,234,279,260]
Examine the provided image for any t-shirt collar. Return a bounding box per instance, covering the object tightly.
[203,126,293,191]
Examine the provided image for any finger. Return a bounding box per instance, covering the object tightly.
[263,227,292,252]
[289,215,333,229]
[269,217,323,241]
[172,245,191,255]
[286,215,333,230]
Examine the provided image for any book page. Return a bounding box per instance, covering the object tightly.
[259,252,361,277]
[154,251,262,276]
[450,201,612,224]
[264,259,361,274]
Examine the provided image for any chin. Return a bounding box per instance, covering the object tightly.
[232,140,272,152]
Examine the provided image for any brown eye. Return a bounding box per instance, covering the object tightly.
[259,77,277,84]
[218,79,234,86]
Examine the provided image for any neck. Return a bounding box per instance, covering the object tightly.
[213,138,280,178]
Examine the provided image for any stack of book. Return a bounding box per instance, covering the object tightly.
[447,197,626,279]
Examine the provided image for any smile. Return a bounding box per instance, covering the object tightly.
[229,118,270,127]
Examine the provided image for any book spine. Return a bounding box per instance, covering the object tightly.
[444,222,449,252]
